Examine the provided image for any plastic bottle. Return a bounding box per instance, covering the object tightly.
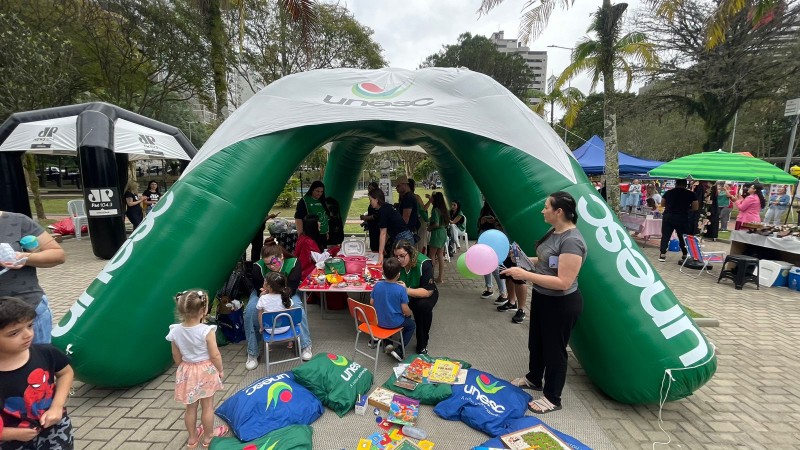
[20,235,40,252]
[401,425,427,440]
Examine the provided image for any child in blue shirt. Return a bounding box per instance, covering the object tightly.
[370,257,416,362]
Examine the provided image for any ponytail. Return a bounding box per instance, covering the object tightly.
[280,287,293,309]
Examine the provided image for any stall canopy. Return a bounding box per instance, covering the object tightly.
[573,135,664,175]
[648,150,798,184]
[0,114,193,160]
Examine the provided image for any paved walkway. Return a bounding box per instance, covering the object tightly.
[37,235,800,449]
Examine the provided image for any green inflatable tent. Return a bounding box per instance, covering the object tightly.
[52,67,716,404]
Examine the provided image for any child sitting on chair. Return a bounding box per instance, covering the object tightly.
[370,257,416,362]
[258,272,298,348]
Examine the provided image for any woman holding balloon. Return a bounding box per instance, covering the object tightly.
[500,191,586,415]
[393,240,438,355]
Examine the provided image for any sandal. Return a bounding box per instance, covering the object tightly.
[528,397,562,414]
[187,425,203,449]
[201,425,229,448]
[511,376,543,391]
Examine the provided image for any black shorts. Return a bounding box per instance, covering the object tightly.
[499,257,525,284]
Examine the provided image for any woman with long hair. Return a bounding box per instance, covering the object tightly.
[734,184,766,230]
[393,240,438,355]
[123,180,146,229]
[295,181,329,247]
[501,191,587,415]
[360,182,381,252]
[369,189,413,264]
[243,239,313,370]
[449,200,466,249]
[427,192,449,283]
[143,181,161,213]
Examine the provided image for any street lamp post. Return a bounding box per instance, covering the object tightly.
[547,45,574,142]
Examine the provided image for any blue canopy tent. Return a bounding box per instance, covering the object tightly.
[573,135,664,175]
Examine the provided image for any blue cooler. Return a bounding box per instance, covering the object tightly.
[758,261,793,287]
[788,267,800,292]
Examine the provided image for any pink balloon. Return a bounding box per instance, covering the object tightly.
[465,243,499,275]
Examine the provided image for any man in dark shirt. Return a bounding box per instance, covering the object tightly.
[395,175,419,232]
[659,179,699,262]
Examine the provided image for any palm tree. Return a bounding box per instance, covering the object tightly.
[552,4,658,213]
[197,0,319,120]
[478,0,777,48]
[528,86,585,129]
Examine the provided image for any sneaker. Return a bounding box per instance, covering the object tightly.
[301,348,312,361]
[497,302,518,312]
[390,349,405,362]
[383,343,395,354]
[512,309,526,323]
[493,295,509,306]
[480,290,493,299]
[368,339,379,349]
[417,347,428,355]
[245,354,258,370]
[658,254,666,262]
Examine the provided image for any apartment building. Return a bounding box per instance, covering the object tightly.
[490,31,548,104]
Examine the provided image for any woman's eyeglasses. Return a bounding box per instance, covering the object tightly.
[395,252,408,258]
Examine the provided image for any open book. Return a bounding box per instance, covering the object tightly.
[511,242,535,271]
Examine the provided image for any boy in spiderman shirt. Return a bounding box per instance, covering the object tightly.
[0,297,74,450]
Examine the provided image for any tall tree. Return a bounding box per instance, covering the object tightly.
[231,1,385,100]
[420,32,535,101]
[197,0,320,120]
[528,86,585,128]
[639,0,800,152]
[478,0,781,48]
[553,4,658,213]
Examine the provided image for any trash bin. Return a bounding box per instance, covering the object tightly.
[788,267,800,292]
[757,260,793,287]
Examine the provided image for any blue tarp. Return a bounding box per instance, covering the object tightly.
[573,135,664,175]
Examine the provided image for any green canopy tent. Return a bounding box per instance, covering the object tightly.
[649,150,799,224]
[648,150,797,184]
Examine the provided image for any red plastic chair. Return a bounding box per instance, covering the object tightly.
[347,297,405,373]
[681,235,726,277]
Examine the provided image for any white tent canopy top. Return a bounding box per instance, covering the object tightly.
[0,116,192,160]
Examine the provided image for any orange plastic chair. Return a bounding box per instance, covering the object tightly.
[347,297,405,373]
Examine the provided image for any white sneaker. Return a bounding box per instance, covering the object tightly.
[245,354,258,370]
[383,343,395,354]
[301,348,313,361]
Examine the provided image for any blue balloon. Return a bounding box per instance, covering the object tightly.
[477,229,510,262]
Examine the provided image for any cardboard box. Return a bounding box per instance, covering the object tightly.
[367,386,395,411]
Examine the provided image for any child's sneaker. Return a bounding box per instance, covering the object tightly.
[245,354,258,371]
[383,342,395,354]
[390,349,405,362]
[368,339,379,349]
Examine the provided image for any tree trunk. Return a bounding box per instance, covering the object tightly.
[23,154,45,219]
[601,0,620,214]
[206,0,228,120]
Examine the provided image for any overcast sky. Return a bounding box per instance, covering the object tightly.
[328,0,645,100]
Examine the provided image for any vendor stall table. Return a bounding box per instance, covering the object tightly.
[729,230,800,266]
[620,213,662,245]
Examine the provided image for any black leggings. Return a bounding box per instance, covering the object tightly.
[659,213,690,256]
[409,292,438,353]
[526,289,583,407]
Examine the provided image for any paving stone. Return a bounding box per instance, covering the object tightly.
[40,234,800,449]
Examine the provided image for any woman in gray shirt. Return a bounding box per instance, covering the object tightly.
[501,191,586,414]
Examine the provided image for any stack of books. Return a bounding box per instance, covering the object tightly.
[392,357,465,391]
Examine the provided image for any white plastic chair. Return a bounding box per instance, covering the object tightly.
[67,200,89,240]
[457,216,469,249]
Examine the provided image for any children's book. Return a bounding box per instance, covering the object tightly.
[387,439,422,450]
[453,368,468,385]
[368,386,396,411]
[427,359,461,384]
[393,376,418,391]
[388,394,420,426]
[500,424,570,450]
[402,358,432,383]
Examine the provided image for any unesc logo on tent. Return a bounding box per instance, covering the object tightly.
[323,80,434,107]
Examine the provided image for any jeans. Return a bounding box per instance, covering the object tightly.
[33,295,53,344]
[483,267,507,295]
[718,207,732,231]
[764,207,787,226]
[245,290,312,356]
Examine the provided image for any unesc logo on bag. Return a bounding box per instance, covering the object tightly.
[464,374,506,414]
[265,382,293,411]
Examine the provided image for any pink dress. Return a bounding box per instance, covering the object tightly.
[735,195,762,226]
